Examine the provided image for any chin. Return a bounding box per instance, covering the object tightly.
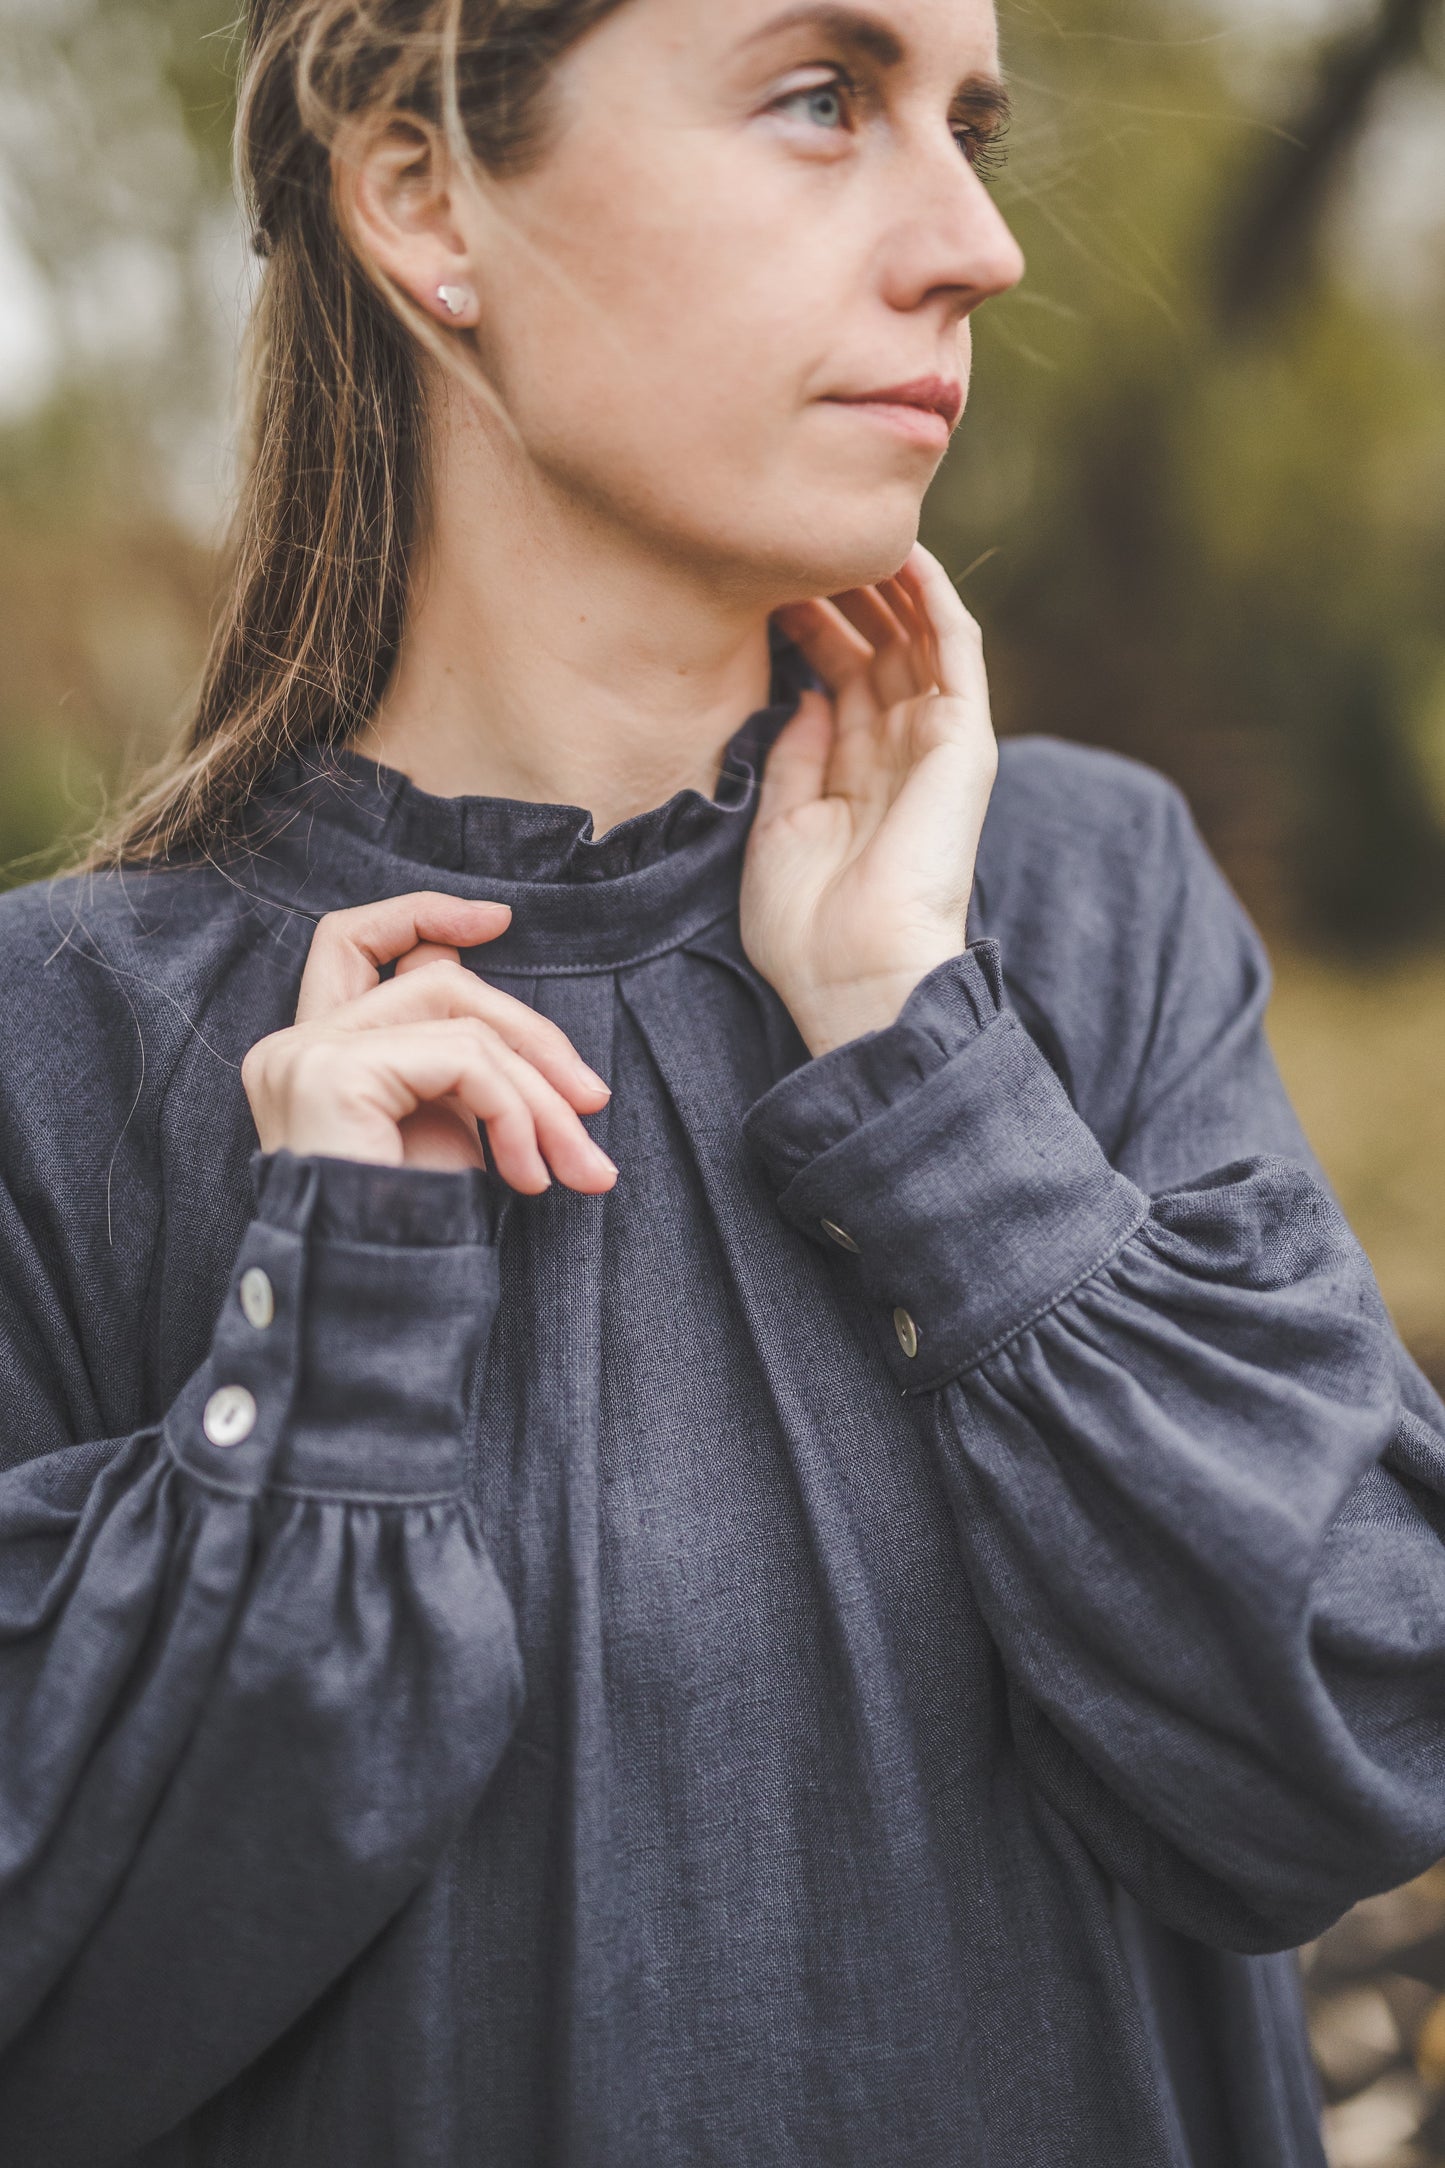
[752,497,925,604]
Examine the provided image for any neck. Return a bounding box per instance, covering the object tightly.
[352,405,777,840]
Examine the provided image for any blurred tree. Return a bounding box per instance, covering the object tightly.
[0,0,243,878]
[1,0,1443,952]
[1216,0,1443,330]
[924,0,1445,949]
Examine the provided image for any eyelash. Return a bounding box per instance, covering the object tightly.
[770,70,1009,182]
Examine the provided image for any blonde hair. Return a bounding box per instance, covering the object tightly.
[77,0,626,870]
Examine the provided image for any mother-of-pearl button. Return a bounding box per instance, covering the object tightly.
[238,1266,276,1329]
[892,1308,920,1360]
[203,1384,258,1447]
[819,1218,860,1254]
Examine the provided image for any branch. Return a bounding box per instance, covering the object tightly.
[1215,0,1442,332]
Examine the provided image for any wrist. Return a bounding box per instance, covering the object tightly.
[743,942,1146,1389]
[787,949,963,1058]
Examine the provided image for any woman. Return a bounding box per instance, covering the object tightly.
[2,0,1443,2161]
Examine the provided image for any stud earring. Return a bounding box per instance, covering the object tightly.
[436,284,473,319]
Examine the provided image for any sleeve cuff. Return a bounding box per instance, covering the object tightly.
[166,1152,506,1498]
[741,941,1148,1390]
[252,1146,509,1247]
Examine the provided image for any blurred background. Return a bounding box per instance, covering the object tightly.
[0,0,1441,2156]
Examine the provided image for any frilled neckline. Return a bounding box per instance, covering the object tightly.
[229,622,817,977]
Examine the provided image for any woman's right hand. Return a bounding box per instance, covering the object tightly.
[241,893,617,1194]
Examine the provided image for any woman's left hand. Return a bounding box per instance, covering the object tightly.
[739,542,999,1059]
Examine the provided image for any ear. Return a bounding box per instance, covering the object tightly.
[332,115,481,327]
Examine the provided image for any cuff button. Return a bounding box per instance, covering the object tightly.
[820,1218,860,1254]
[203,1384,258,1448]
[892,1308,919,1360]
[238,1267,276,1329]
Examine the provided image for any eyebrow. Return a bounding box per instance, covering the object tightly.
[739,3,905,69]
[737,5,1012,118]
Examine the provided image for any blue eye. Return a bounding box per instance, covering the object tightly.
[798,85,845,129]
[775,77,852,132]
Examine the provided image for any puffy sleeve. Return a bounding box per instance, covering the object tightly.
[0,1146,523,2162]
[741,791,1445,1959]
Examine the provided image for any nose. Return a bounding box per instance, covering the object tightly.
[879,141,1026,320]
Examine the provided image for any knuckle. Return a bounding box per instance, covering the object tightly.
[239,1038,271,1095]
[288,1035,339,1091]
[454,1015,495,1057]
[426,962,476,1001]
[308,906,355,948]
[406,956,467,1001]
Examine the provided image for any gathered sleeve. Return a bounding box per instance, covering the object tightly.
[741,804,1445,1958]
[0,1147,524,2163]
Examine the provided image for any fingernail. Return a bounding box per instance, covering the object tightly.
[596,1149,618,1174]
[579,1063,610,1093]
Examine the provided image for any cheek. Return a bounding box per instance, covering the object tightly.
[491,152,829,463]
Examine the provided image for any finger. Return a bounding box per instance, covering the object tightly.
[440,1044,554,1194]
[769,597,875,697]
[396,1099,487,1174]
[296,893,513,1021]
[828,586,931,708]
[389,953,491,1179]
[394,939,461,977]
[896,545,985,704]
[416,1029,614,1195]
[390,942,482,1141]
[753,689,836,825]
[889,555,944,688]
[827,584,907,650]
[877,572,939,689]
[350,1015,615,1194]
[770,599,896,793]
[259,1020,544,1187]
[356,1021,562,1194]
[388,949,484,1162]
[479,1039,618,1194]
[320,959,612,1109]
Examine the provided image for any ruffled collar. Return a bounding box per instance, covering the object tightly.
[231,621,816,977]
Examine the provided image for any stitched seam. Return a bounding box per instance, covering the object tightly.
[900,1197,1151,1395]
[162,1425,464,1507]
[222,873,738,976]
[770,1012,1018,1198]
[266,1476,464,1506]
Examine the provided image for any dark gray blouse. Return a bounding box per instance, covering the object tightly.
[2,634,1444,2167]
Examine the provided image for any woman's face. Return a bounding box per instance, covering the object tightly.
[464,0,1025,603]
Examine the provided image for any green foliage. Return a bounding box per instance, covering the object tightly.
[0,730,106,893]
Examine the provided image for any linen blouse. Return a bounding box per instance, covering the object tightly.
[2,627,1444,2168]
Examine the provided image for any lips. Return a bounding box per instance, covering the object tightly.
[826,376,964,428]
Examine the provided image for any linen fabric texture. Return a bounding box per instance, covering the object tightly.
[1,629,1443,2167]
